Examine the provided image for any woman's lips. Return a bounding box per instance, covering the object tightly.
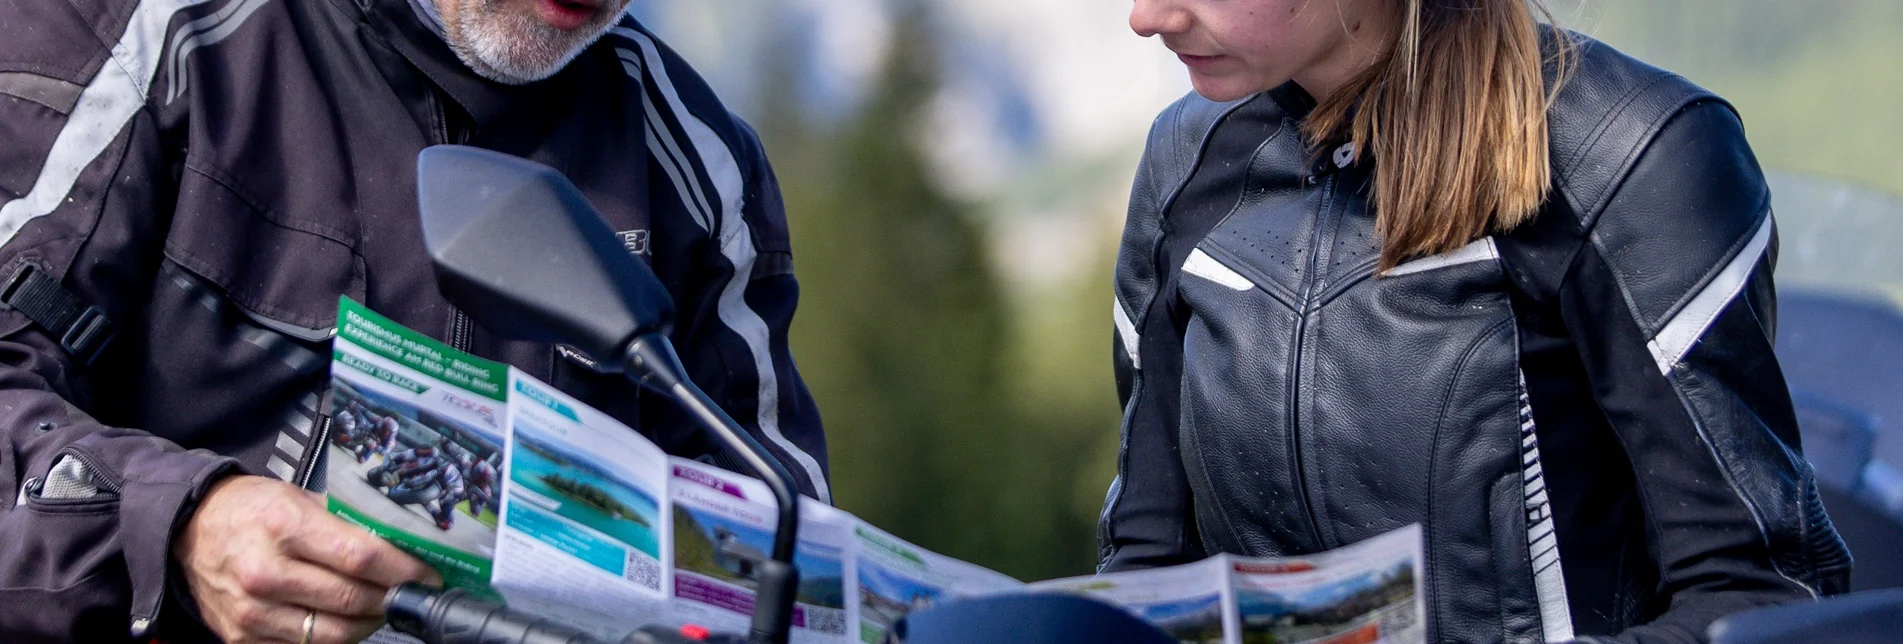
[534,0,597,31]
[1176,52,1226,70]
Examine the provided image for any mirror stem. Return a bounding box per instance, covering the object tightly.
[622,333,802,644]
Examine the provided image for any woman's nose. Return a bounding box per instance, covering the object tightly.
[1130,0,1191,38]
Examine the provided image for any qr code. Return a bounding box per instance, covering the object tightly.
[804,606,846,635]
[624,551,661,590]
[1375,600,1421,638]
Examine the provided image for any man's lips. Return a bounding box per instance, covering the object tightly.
[534,0,599,31]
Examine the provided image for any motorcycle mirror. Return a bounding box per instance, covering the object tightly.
[416,145,806,644]
[416,145,672,365]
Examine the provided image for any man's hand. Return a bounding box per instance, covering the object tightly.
[174,475,442,643]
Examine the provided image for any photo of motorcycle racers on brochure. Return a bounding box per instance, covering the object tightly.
[323,298,512,594]
[328,378,504,548]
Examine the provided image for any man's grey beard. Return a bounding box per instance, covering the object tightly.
[442,0,617,85]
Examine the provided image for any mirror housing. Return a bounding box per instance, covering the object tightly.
[417,145,671,365]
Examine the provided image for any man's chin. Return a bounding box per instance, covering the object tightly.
[445,5,617,85]
[456,48,575,85]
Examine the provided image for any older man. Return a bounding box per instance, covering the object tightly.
[0,0,830,640]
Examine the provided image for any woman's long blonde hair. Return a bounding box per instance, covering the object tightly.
[1305,0,1573,271]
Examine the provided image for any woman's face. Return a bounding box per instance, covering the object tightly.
[1131,0,1392,102]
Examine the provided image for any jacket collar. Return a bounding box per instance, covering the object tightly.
[356,0,574,132]
[1267,81,1318,122]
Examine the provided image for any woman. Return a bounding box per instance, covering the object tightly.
[1100,1,1852,642]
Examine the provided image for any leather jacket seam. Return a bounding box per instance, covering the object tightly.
[1657,368,1821,599]
[1313,255,1383,306]
[1102,97,1258,560]
[1179,390,1250,555]
[1582,230,1663,349]
[1144,97,1264,313]
[1647,205,1772,336]
[1421,316,1519,643]
[1554,71,1674,218]
[1194,242,1298,308]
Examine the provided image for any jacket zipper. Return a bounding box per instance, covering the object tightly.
[431,89,471,146]
[22,447,124,507]
[428,90,477,355]
[450,309,473,353]
[53,446,124,496]
[1284,174,1337,550]
[295,414,334,490]
[61,442,164,636]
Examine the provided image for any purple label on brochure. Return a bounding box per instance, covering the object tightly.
[674,574,808,627]
[673,465,750,500]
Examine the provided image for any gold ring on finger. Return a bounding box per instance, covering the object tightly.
[300,609,317,644]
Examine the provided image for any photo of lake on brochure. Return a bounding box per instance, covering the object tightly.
[506,418,663,565]
[671,504,849,634]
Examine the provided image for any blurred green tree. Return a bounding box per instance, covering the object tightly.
[756,5,1109,580]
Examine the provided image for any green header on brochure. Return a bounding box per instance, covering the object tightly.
[335,296,507,401]
[333,350,430,394]
[856,525,927,568]
[329,498,498,599]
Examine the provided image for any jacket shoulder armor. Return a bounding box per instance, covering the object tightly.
[1545,31,1726,230]
[1114,93,1247,324]
[1542,32,1773,338]
[1139,92,1248,213]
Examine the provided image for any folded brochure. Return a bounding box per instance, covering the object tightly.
[324,297,1425,643]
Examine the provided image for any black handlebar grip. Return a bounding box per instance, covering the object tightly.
[386,583,606,644]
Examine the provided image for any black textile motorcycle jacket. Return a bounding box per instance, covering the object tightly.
[1099,33,1851,643]
[0,0,829,639]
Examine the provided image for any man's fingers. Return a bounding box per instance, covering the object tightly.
[237,557,387,617]
[225,598,367,644]
[284,511,440,588]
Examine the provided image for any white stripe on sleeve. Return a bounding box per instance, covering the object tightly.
[1646,215,1775,374]
[1113,299,1141,370]
[0,0,219,243]
[619,27,832,503]
[163,0,271,104]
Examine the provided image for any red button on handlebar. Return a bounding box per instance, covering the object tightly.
[679,624,711,640]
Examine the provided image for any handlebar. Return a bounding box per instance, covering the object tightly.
[384,584,748,644]
[385,584,599,644]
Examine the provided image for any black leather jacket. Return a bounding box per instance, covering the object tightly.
[1100,34,1851,643]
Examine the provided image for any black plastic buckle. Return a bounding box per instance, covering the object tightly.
[59,305,113,365]
[0,262,37,303]
[0,262,114,365]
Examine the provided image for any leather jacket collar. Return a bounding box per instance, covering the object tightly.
[349,0,583,133]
